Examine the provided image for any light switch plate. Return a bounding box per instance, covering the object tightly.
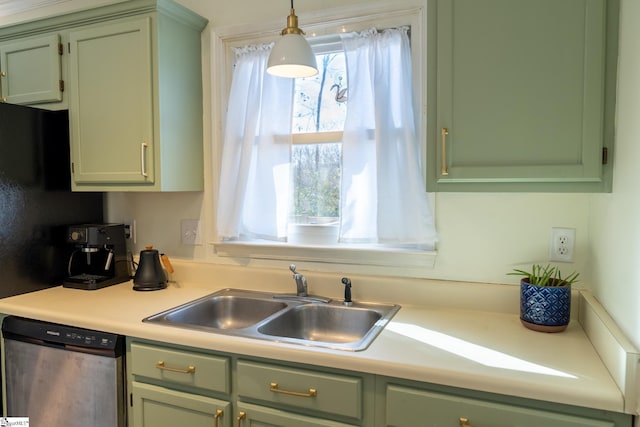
[181,219,202,245]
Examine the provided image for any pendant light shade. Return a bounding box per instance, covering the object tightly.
[267,3,318,78]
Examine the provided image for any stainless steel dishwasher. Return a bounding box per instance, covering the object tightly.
[2,316,125,427]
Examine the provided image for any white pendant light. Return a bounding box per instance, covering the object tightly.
[267,0,318,78]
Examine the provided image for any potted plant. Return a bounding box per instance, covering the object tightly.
[509,264,579,333]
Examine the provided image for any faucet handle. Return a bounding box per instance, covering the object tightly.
[289,264,298,275]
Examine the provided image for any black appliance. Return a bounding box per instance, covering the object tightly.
[133,246,169,291]
[0,102,104,298]
[64,223,130,290]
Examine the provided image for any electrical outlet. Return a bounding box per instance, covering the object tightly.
[549,227,575,262]
[124,220,136,244]
[181,219,202,245]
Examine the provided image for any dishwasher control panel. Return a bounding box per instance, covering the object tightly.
[2,316,123,356]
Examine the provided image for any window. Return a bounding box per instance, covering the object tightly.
[289,51,346,244]
[215,7,437,275]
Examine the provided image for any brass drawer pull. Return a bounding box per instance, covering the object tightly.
[155,360,195,374]
[214,409,223,427]
[270,382,317,398]
[237,411,246,427]
[441,127,449,175]
[459,417,474,427]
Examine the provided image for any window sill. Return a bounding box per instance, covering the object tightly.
[212,241,436,278]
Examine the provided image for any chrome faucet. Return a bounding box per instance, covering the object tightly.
[289,264,308,297]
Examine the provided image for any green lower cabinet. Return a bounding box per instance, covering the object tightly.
[236,402,357,427]
[380,382,631,427]
[126,338,631,427]
[132,381,231,427]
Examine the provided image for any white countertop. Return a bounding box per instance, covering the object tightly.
[0,280,625,414]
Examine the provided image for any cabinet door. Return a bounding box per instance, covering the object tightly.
[385,385,615,427]
[0,34,62,104]
[68,18,154,185]
[432,0,614,192]
[131,381,231,427]
[236,402,357,427]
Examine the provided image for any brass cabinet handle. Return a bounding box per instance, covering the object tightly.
[0,97,6,103]
[155,360,195,374]
[0,71,5,77]
[441,127,449,176]
[236,411,246,427]
[270,382,317,398]
[459,417,474,427]
[140,142,149,177]
[214,409,223,427]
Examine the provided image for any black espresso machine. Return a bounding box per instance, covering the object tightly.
[63,224,130,290]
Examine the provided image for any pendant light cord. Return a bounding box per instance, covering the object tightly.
[291,0,294,9]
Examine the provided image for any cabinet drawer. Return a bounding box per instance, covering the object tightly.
[237,360,363,420]
[386,385,614,427]
[130,343,230,394]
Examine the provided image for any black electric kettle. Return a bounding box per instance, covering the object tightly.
[133,245,173,291]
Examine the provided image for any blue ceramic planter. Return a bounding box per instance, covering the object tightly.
[520,278,571,332]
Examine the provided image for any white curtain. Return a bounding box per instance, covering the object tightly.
[216,44,293,240]
[217,29,437,248]
[339,27,437,248]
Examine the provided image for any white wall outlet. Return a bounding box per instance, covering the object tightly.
[549,227,575,262]
[181,219,202,245]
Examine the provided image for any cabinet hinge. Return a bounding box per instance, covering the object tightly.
[71,162,75,174]
[67,42,70,54]
[58,43,63,55]
[130,393,133,407]
[602,147,608,165]
[59,80,64,93]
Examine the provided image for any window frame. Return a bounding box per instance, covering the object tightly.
[212,1,436,278]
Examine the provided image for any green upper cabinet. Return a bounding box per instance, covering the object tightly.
[69,18,155,187]
[0,33,63,105]
[427,0,619,192]
[0,0,207,192]
[68,2,207,191]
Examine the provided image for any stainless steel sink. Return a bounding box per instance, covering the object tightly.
[143,288,400,351]
[258,304,385,343]
[150,290,288,330]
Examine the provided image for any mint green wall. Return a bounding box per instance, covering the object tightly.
[589,0,640,349]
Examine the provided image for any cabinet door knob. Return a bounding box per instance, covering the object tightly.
[459,417,474,427]
[0,71,5,77]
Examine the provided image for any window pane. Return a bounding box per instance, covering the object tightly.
[292,52,347,134]
[290,143,341,224]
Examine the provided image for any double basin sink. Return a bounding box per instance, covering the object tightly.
[143,288,400,351]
